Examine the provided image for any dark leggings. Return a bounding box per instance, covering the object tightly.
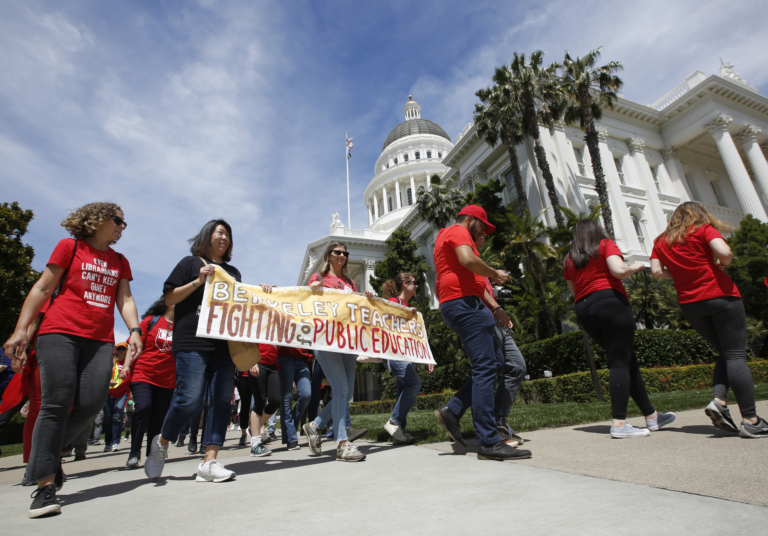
[236,375,252,430]
[249,363,280,416]
[576,289,655,420]
[129,381,174,457]
[680,296,756,419]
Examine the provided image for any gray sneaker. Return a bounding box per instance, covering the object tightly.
[610,424,651,438]
[646,412,676,431]
[336,441,366,462]
[196,459,235,482]
[739,417,768,438]
[260,432,271,444]
[302,423,322,456]
[705,400,739,433]
[250,443,272,457]
[143,435,168,479]
[384,420,413,444]
[125,454,140,469]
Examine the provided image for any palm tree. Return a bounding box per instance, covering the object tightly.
[416,174,465,231]
[559,47,623,238]
[495,51,565,228]
[474,84,528,209]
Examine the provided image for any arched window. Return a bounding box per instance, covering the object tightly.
[427,151,432,158]
[632,214,647,255]
[388,197,393,211]
[404,154,409,162]
[437,152,442,158]
[407,188,413,205]
[415,151,420,159]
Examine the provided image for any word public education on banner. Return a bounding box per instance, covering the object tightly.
[196,267,436,365]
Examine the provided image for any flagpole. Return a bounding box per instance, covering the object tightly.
[345,131,351,228]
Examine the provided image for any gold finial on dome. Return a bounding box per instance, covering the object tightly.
[408,95,414,102]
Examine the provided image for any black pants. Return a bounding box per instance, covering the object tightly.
[129,381,174,458]
[235,375,252,430]
[576,289,655,420]
[249,363,280,416]
[680,296,756,419]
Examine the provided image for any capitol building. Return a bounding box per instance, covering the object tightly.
[297,62,768,307]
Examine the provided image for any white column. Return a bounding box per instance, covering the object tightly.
[373,193,379,220]
[597,127,642,253]
[395,180,402,209]
[382,184,389,214]
[410,175,416,205]
[628,137,666,237]
[538,126,570,209]
[363,260,376,293]
[660,146,692,201]
[367,201,373,227]
[704,114,768,222]
[736,125,768,209]
[551,122,588,213]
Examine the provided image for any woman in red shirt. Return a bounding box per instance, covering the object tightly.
[3,202,142,518]
[103,342,132,452]
[564,219,675,439]
[651,202,766,438]
[125,297,176,469]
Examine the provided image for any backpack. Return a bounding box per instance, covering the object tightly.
[147,315,161,334]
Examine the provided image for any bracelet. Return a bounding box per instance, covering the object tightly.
[720,263,731,268]
[192,280,199,288]
[492,306,503,313]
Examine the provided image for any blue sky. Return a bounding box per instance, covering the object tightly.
[2,0,767,341]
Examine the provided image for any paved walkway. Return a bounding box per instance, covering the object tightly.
[0,403,766,534]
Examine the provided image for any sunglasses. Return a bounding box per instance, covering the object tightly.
[330,250,349,257]
[116,347,127,352]
[112,216,128,228]
[404,280,417,285]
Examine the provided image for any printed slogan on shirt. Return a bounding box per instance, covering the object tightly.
[80,257,121,308]
[196,267,435,364]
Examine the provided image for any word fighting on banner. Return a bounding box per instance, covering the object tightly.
[196,267,436,365]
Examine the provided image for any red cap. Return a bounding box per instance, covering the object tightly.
[458,205,496,235]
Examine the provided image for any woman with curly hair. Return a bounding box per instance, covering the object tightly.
[651,202,767,438]
[4,202,142,518]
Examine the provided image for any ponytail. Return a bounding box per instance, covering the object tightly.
[381,272,415,299]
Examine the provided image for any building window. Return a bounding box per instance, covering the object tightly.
[427,151,432,158]
[685,172,700,201]
[438,152,442,158]
[651,166,661,193]
[407,188,413,205]
[386,163,389,169]
[415,151,420,159]
[614,157,625,185]
[710,181,726,206]
[394,158,398,165]
[389,197,393,211]
[632,215,647,255]
[404,154,409,162]
[574,147,586,176]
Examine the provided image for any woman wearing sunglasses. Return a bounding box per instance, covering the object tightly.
[302,241,374,461]
[4,202,142,518]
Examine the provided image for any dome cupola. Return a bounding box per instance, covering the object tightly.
[382,95,451,151]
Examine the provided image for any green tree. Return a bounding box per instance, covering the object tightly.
[624,273,689,330]
[369,228,430,296]
[415,174,465,231]
[474,84,528,209]
[559,47,623,238]
[0,202,40,341]
[462,178,513,248]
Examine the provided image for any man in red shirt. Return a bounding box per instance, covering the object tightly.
[433,205,531,460]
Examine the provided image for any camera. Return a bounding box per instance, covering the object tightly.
[492,286,514,300]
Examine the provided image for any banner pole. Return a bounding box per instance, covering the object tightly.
[346,131,351,228]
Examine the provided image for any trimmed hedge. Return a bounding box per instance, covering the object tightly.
[361,361,768,415]
[0,412,26,446]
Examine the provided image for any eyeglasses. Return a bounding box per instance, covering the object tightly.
[112,216,128,228]
[330,250,349,257]
[404,280,417,285]
[116,347,127,352]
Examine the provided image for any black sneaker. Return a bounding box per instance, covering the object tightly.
[198,442,205,455]
[238,436,247,448]
[705,400,739,433]
[54,459,64,492]
[740,417,768,438]
[187,436,198,454]
[346,426,368,442]
[287,441,300,451]
[434,406,466,447]
[176,436,186,447]
[74,453,86,461]
[477,440,532,461]
[29,484,61,518]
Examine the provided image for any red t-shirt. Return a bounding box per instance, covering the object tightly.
[130,315,176,389]
[308,272,357,292]
[650,225,740,304]
[563,239,628,301]
[279,347,314,361]
[258,344,279,366]
[434,225,485,305]
[39,238,133,342]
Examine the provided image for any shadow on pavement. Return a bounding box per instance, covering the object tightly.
[573,425,610,434]
[660,425,737,437]
[57,475,194,507]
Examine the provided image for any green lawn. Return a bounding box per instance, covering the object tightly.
[3,384,766,457]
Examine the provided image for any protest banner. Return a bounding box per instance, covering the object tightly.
[196,266,436,365]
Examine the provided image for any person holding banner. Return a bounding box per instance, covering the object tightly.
[144,219,241,483]
[381,273,424,444]
[302,241,374,462]
[432,205,531,461]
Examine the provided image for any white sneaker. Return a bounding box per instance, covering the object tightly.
[143,435,168,480]
[610,423,651,438]
[111,444,120,452]
[196,459,236,482]
[336,441,366,462]
[384,420,413,444]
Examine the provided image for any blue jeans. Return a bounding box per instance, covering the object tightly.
[160,351,235,447]
[313,350,356,442]
[387,360,421,430]
[493,325,527,420]
[103,392,129,447]
[268,412,277,434]
[442,296,504,447]
[278,357,311,444]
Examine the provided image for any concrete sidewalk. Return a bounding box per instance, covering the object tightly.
[0,405,766,534]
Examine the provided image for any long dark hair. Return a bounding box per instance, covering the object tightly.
[189,219,233,262]
[320,241,349,278]
[143,296,168,319]
[565,219,611,271]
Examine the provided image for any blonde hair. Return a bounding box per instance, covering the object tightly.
[62,202,123,244]
[656,202,731,247]
[381,272,415,299]
[320,241,350,278]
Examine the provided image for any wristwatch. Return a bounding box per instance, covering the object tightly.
[130,327,143,336]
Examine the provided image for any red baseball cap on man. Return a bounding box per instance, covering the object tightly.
[458,205,496,235]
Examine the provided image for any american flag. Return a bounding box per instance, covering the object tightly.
[346,137,353,158]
